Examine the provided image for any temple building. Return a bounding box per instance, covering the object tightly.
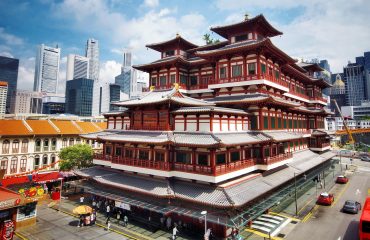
[76,14,335,239]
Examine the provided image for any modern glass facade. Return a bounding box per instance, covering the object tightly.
[109,84,121,111]
[0,56,19,113]
[65,78,93,116]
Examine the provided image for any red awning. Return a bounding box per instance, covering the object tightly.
[0,176,30,187]
[33,171,61,183]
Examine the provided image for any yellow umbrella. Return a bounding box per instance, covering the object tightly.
[73,205,93,215]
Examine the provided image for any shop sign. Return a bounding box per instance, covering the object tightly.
[115,201,131,211]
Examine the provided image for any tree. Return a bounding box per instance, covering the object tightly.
[58,144,94,171]
[203,33,220,45]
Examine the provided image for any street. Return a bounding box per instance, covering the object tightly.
[286,157,370,240]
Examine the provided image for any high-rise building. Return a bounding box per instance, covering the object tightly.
[0,56,19,113]
[0,81,8,114]
[42,94,65,114]
[65,78,93,116]
[92,81,111,116]
[318,60,331,95]
[343,63,366,106]
[33,44,60,94]
[66,54,89,80]
[13,90,43,114]
[85,39,99,81]
[109,84,121,111]
[329,74,346,116]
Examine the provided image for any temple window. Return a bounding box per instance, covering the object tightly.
[105,146,112,155]
[283,119,287,128]
[263,116,268,129]
[278,117,282,129]
[235,34,248,42]
[176,152,191,164]
[216,153,226,164]
[180,75,187,85]
[165,50,175,57]
[250,115,258,130]
[232,65,242,77]
[138,150,149,160]
[219,67,227,78]
[170,74,176,84]
[159,76,167,86]
[245,148,251,159]
[271,117,276,129]
[151,77,157,86]
[261,64,266,74]
[275,70,280,79]
[252,148,260,158]
[125,149,133,159]
[190,76,198,86]
[264,148,270,157]
[269,67,273,76]
[155,152,165,161]
[197,153,208,166]
[230,151,240,162]
[248,63,256,75]
[115,147,122,156]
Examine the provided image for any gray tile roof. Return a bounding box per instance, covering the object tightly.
[207,93,269,103]
[114,88,213,107]
[262,131,304,141]
[196,39,265,55]
[76,150,335,207]
[98,131,171,144]
[173,132,220,146]
[214,132,270,146]
[172,106,248,115]
[80,131,116,140]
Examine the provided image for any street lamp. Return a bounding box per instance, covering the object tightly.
[201,210,207,237]
[294,173,298,216]
[58,177,63,212]
[339,150,343,173]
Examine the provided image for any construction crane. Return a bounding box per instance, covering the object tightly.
[331,99,355,146]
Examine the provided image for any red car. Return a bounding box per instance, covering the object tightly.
[336,175,349,184]
[317,192,335,205]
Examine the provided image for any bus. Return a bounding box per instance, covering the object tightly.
[360,197,370,240]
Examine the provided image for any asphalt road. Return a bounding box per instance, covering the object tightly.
[286,158,370,240]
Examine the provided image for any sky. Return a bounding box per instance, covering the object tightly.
[0,0,370,94]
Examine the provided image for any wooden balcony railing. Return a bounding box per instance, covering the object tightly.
[262,152,293,165]
[289,90,310,100]
[311,96,328,102]
[129,124,170,131]
[173,163,213,174]
[215,158,257,175]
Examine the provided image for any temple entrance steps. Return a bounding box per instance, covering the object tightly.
[249,214,291,237]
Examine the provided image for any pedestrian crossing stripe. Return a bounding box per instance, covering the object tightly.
[253,220,277,228]
[257,217,280,225]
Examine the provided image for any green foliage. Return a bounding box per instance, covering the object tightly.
[361,115,370,120]
[58,144,93,171]
[203,33,220,45]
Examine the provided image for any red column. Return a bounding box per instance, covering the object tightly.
[196,114,200,131]
[227,58,231,82]
[210,149,215,175]
[167,68,170,88]
[198,68,202,88]
[257,54,261,79]
[184,115,187,131]
[176,67,180,84]
[259,108,263,130]
[243,55,247,80]
[226,148,230,164]
[215,61,219,83]
[227,115,230,131]
[192,148,196,172]
[210,113,213,132]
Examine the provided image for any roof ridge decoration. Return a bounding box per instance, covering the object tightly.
[21,119,33,133]
[48,119,61,133]
[145,35,198,52]
[72,121,84,133]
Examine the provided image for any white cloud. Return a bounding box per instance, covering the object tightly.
[217,0,370,72]
[142,0,159,8]
[17,58,35,91]
[99,60,122,84]
[0,28,24,45]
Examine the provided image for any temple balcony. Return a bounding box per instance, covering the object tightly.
[310,96,328,103]
[309,142,331,152]
[261,152,293,165]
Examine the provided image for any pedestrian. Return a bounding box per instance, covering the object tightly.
[166,217,172,230]
[172,226,179,240]
[97,200,102,211]
[85,214,91,226]
[123,215,128,227]
[90,210,96,225]
[160,216,165,228]
[92,200,97,209]
[106,219,111,231]
[80,196,84,204]
[106,204,111,218]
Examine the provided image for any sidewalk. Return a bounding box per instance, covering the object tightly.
[53,196,197,240]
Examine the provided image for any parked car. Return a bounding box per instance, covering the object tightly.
[342,200,361,214]
[336,175,349,184]
[317,192,334,205]
[360,155,370,162]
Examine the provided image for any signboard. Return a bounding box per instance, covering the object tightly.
[114,201,131,211]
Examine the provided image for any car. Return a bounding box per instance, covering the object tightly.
[360,155,370,162]
[336,175,349,184]
[317,192,335,205]
[342,200,361,214]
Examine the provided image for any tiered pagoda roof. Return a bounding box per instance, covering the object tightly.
[146,34,198,52]
[210,14,283,39]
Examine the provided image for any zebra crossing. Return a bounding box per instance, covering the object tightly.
[250,214,290,237]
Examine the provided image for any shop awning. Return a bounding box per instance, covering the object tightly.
[1,171,61,187]
[33,171,61,183]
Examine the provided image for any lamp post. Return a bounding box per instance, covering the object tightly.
[339,150,343,173]
[294,172,298,216]
[201,210,207,238]
[58,177,63,212]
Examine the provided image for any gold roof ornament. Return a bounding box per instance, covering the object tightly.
[174,83,179,90]
[150,86,155,91]
[176,32,180,38]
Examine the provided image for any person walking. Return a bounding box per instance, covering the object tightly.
[106,219,111,231]
[92,200,97,209]
[90,210,96,225]
[123,215,128,227]
[80,196,84,204]
[166,217,172,230]
[78,215,84,227]
[106,204,111,218]
[172,226,179,240]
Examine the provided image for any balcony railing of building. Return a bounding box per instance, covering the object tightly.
[215,158,257,175]
[173,163,213,174]
[261,152,293,165]
[129,124,170,131]
[312,142,331,149]
[311,96,328,102]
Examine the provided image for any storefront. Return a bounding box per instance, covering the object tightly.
[0,187,21,240]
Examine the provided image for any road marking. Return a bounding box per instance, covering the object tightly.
[302,205,319,223]
[269,212,300,222]
[15,232,28,240]
[297,198,314,215]
[245,228,283,240]
[331,182,351,208]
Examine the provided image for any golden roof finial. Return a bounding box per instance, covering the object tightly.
[150,86,155,91]
[176,32,180,38]
[244,13,249,20]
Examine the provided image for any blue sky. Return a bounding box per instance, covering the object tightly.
[0,0,370,93]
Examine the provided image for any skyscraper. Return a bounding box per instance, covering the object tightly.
[13,90,43,114]
[66,54,89,80]
[109,84,121,111]
[344,63,366,106]
[33,44,60,94]
[115,50,134,99]
[0,81,8,114]
[0,56,19,113]
[65,78,93,116]
[85,39,99,81]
